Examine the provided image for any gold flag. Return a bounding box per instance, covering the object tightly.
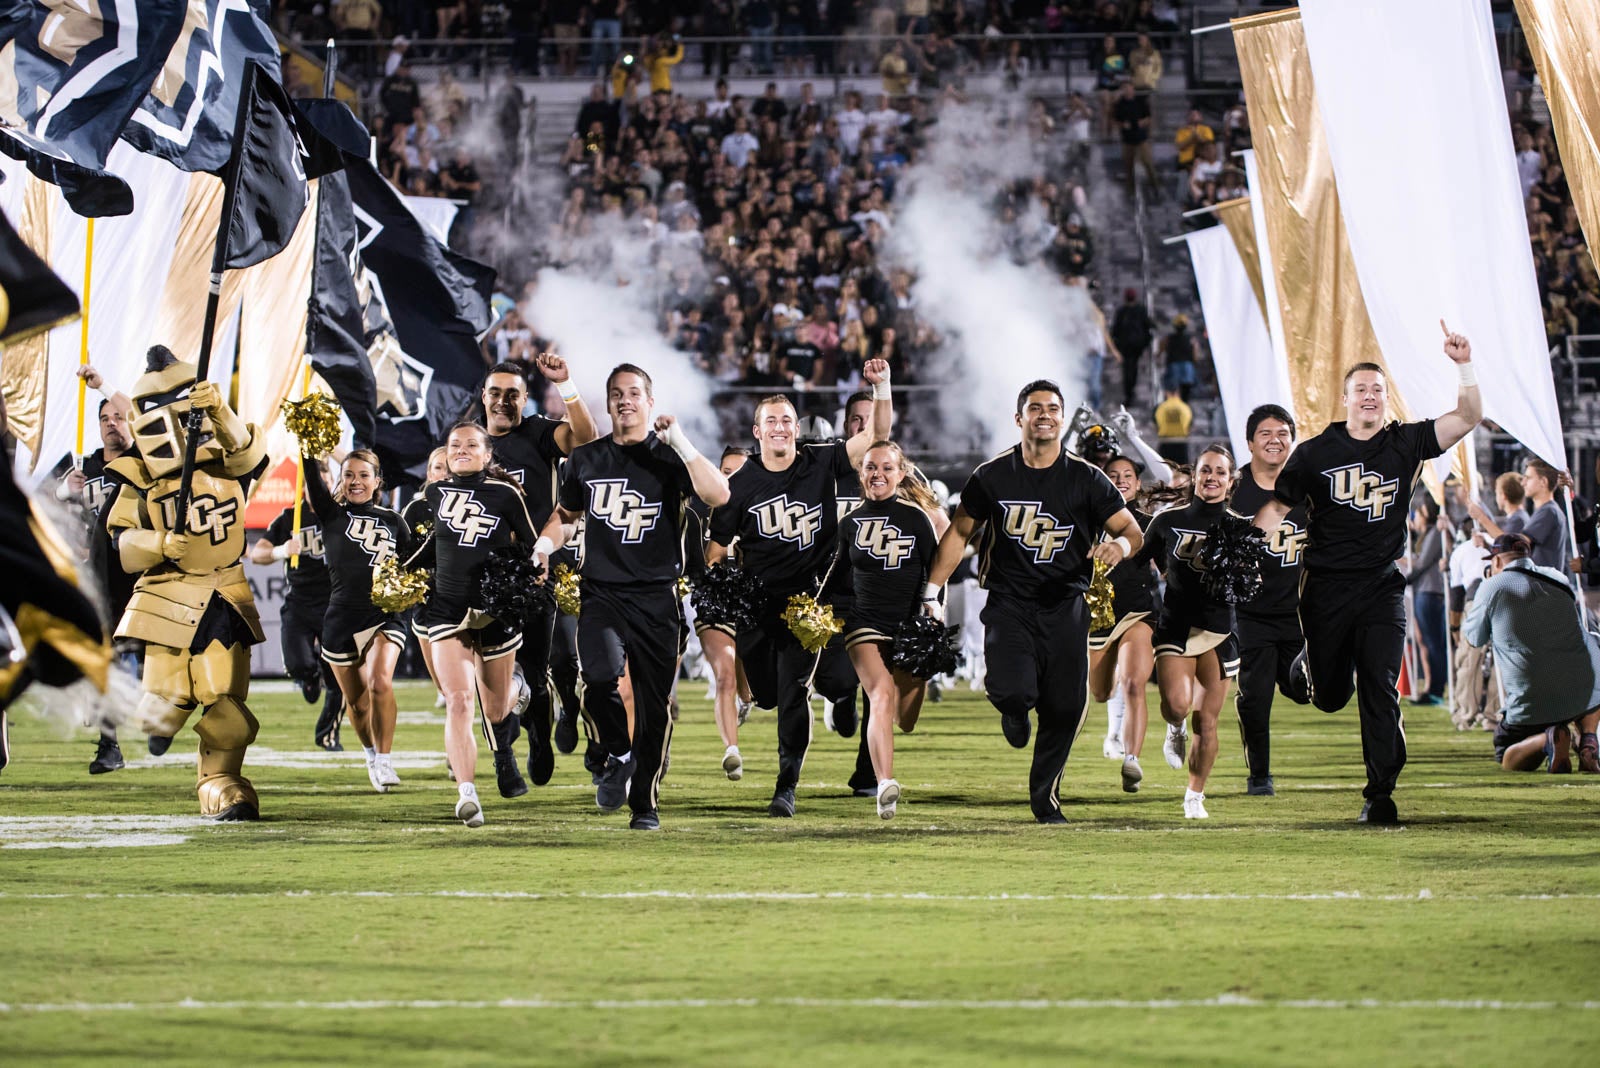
[0,179,55,466]
[1230,8,1411,432]
[1214,197,1269,325]
[1514,0,1600,253]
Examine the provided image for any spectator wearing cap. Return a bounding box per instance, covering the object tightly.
[1463,533,1600,773]
[384,35,409,78]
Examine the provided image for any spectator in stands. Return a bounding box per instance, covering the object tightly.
[591,0,626,76]
[1464,532,1600,774]
[1221,98,1249,156]
[1187,140,1224,208]
[441,148,481,244]
[384,36,409,78]
[745,0,777,74]
[550,0,585,76]
[702,0,740,76]
[1051,213,1093,278]
[1406,502,1449,707]
[380,62,422,127]
[1174,108,1215,201]
[1154,386,1192,464]
[333,0,383,76]
[1111,288,1154,409]
[1515,128,1544,199]
[1129,33,1163,92]
[575,82,619,148]
[720,116,760,169]
[1096,34,1127,137]
[1448,516,1495,731]
[1113,82,1160,200]
[1160,313,1196,401]
[880,39,911,97]
[645,33,684,94]
[836,90,868,158]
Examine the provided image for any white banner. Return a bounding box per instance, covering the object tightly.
[1183,224,1289,462]
[1240,150,1292,381]
[1299,0,1566,470]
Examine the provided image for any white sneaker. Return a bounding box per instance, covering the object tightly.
[377,755,400,788]
[366,756,389,793]
[434,692,446,709]
[1183,790,1209,820]
[722,745,743,781]
[737,698,753,725]
[1102,732,1125,760]
[877,779,901,820]
[822,698,835,733]
[1163,723,1188,770]
[1121,754,1143,793]
[511,670,532,717]
[456,784,484,827]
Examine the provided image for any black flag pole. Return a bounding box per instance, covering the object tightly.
[172,60,262,535]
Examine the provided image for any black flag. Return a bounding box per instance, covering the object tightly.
[0,129,133,217]
[310,159,497,480]
[0,208,79,345]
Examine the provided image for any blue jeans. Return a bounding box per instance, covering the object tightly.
[748,25,774,72]
[1085,350,1104,412]
[1415,590,1448,699]
[590,19,620,75]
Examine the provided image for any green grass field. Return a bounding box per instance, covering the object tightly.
[2,679,1597,1066]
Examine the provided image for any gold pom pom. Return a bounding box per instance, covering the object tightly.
[677,575,691,599]
[553,563,582,616]
[280,392,342,458]
[371,558,430,612]
[413,520,433,540]
[784,593,842,653]
[1086,558,1116,632]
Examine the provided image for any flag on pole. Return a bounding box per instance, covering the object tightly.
[0,203,79,345]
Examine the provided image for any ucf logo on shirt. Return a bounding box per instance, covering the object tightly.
[999,501,1074,564]
[82,476,116,514]
[439,488,500,546]
[855,517,916,568]
[1325,464,1399,521]
[159,493,239,545]
[346,515,396,564]
[752,494,823,548]
[299,525,327,558]
[1264,521,1306,566]
[1173,529,1209,570]
[836,496,861,521]
[590,479,662,543]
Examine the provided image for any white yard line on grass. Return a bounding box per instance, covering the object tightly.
[1,994,1596,1014]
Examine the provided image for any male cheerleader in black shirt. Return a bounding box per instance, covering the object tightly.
[707,360,892,817]
[478,353,598,788]
[928,380,1144,823]
[1251,324,1481,824]
[537,364,729,830]
[1227,405,1311,797]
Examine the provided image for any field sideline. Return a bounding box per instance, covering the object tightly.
[2,679,1597,1066]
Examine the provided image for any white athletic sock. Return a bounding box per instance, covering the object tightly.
[725,744,740,755]
[1106,688,1126,736]
[364,746,377,762]
[459,781,477,798]
[1185,788,1204,802]
[616,750,632,764]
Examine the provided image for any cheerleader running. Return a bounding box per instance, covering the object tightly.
[697,446,753,780]
[1134,445,1243,819]
[827,441,948,819]
[303,450,409,793]
[1088,454,1160,794]
[402,447,451,710]
[406,422,538,827]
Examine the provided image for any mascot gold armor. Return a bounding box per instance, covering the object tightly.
[105,346,269,819]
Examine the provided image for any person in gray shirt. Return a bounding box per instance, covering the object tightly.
[1519,458,1570,574]
[1462,533,1600,773]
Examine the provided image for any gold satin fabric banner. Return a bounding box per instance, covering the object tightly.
[1514,0,1600,252]
[1214,197,1269,325]
[1230,8,1411,432]
[1,179,57,465]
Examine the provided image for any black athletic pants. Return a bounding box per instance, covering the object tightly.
[281,595,342,742]
[1300,567,1407,800]
[578,582,680,815]
[550,610,581,717]
[1234,610,1308,779]
[738,612,820,790]
[513,601,557,751]
[982,592,1091,820]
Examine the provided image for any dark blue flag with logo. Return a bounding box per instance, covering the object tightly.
[309,159,497,480]
[0,0,188,168]
[120,0,280,174]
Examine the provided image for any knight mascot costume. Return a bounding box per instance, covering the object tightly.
[105,346,268,819]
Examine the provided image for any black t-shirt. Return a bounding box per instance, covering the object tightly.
[52,449,120,519]
[409,472,537,608]
[1137,497,1239,635]
[559,433,696,587]
[779,339,821,382]
[1230,463,1307,618]
[53,449,134,615]
[709,442,854,597]
[1273,420,1443,574]
[1114,94,1151,145]
[487,415,567,530]
[265,504,332,605]
[959,445,1127,603]
[305,467,407,609]
[443,162,480,206]
[835,497,940,624]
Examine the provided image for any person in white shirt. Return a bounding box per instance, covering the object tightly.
[706,79,733,119]
[866,94,905,140]
[1448,516,1495,730]
[1515,129,1544,199]
[720,116,760,169]
[1187,141,1224,203]
[835,90,868,159]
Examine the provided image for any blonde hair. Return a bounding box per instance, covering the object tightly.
[425,446,449,482]
[863,440,942,513]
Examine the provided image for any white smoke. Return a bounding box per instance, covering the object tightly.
[889,101,1099,454]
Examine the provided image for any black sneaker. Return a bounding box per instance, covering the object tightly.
[1246,775,1276,797]
[527,741,554,787]
[768,784,796,818]
[554,711,579,754]
[1358,796,1399,825]
[1000,713,1031,749]
[89,738,125,775]
[1035,810,1069,825]
[147,734,174,756]
[846,770,878,798]
[595,754,635,813]
[1288,650,1311,705]
[831,696,858,738]
[298,674,321,704]
[316,731,343,752]
[629,810,660,831]
[584,742,607,784]
[494,748,528,798]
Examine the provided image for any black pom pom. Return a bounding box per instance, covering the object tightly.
[888,615,964,680]
[473,546,555,624]
[1197,514,1268,605]
[690,563,767,632]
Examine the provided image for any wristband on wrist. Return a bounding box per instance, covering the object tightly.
[871,378,892,402]
[533,535,556,558]
[271,543,293,561]
[1111,535,1132,558]
[922,582,940,601]
[557,380,582,404]
[1458,362,1477,388]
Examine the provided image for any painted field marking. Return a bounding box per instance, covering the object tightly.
[5,889,1599,903]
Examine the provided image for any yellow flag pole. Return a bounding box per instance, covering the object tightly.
[289,360,312,568]
[73,218,95,459]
